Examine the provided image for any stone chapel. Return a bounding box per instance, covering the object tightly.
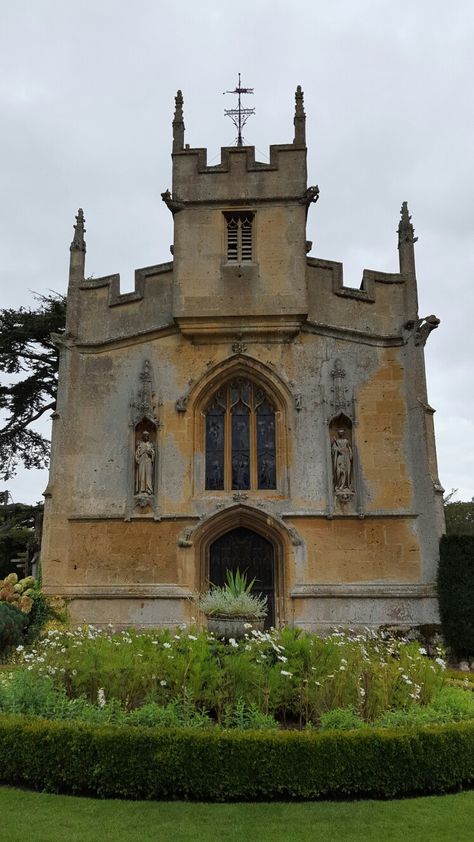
[41,87,444,630]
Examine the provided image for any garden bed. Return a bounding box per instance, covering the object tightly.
[1,625,456,728]
[2,625,474,800]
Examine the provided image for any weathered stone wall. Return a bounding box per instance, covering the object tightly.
[41,94,443,629]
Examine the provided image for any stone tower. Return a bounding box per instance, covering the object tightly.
[41,87,444,629]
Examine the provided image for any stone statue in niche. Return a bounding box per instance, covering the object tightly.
[135,431,155,495]
[331,429,353,495]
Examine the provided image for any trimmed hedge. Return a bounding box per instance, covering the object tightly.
[438,535,474,658]
[1,714,474,800]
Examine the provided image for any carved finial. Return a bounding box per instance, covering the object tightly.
[172,89,185,153]
[397,201,418,277]
[293,85,306,146]
[398,202,417,246]
[70,208,86,253]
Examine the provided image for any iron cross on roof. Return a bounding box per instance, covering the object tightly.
[224,73,255,147]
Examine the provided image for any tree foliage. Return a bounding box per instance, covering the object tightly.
[445,502,474,536]
[0,293,66,480]
[0,503,43,580]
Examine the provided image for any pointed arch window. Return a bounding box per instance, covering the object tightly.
[205,379,276,491]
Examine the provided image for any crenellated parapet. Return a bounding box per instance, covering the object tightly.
[170,143,308,206]
[67,260,174,346]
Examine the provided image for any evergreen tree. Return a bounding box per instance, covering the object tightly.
[0,293,66,480]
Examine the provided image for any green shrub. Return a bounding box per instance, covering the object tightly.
[438,535,474,658]
[24,589,53,644]
[319,706,366,730]
[128,699,210,729]
[430,686,474,721]
[0,602,27,658]
[222,699,278,730]
[1,714,474,800]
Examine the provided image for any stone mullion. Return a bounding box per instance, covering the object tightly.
[237,218,242,263]
[224,387,232,491]
[250,404,258,490]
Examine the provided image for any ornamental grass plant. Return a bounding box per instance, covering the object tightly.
[1,625,457,728]
[198,568,268,620]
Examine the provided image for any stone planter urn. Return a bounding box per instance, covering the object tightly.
[207,616,265,640]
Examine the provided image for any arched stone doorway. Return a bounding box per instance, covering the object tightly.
[209,527,275,628]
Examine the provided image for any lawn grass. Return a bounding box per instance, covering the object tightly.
[1,786,474,842]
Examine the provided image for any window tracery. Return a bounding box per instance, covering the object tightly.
[204,379,276,491]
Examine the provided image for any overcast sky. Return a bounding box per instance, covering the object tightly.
[1,0,473,505]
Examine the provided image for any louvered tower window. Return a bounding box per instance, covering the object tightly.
[225,212,254,263]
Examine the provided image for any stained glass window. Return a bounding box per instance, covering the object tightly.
[256,395,276,489]
[204,380,277,491]
[205,391,225,490]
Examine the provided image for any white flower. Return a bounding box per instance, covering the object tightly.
[228,638,238,648]
[188,634,197,641]
[435,657,446,669]
[163,642,172,649]
[280,670,293,677]
[315,681,321,686]
[16,645,24,652]
[277,655,288,663]
[359,688,366,697]
[418,647,427,655]
[97,688,106,708]
[243,623,252,629]
[160,680,167,687]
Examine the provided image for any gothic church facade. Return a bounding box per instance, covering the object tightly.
[41,88,444,629]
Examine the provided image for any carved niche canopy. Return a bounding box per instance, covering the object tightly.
[329,359,352,419]
[130,360,158,426]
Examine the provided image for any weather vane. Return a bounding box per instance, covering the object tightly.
[224,73,255,146]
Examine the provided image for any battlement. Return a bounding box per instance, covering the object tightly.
[78,262,173,307]
[171,143,307,204]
